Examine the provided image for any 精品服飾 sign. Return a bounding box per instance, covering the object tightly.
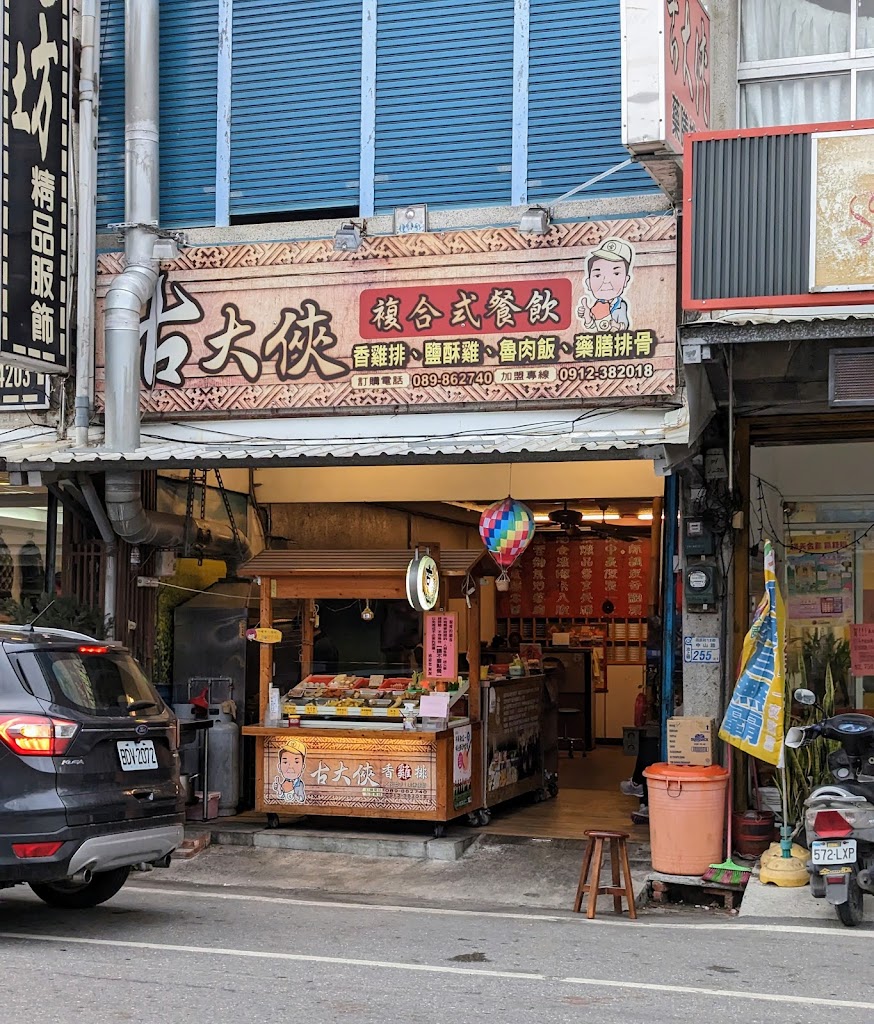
[1,0,70,373]
[424,612,458,683]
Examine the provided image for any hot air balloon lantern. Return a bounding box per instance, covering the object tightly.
[478,497,536,587]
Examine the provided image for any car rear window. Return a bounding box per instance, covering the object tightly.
[32,650,164,717]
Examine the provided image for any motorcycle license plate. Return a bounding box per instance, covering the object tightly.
[811,839,857,865]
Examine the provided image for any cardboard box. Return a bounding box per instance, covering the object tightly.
[667,716,714,766]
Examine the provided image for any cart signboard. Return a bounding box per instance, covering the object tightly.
[262,733,437,812]
[486,677,543,804]
[424,611,458,683]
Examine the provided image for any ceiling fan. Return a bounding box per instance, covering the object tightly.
[589,503,649,540]
[546,501,584,535]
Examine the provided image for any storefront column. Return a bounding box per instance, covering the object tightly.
[680,475,728,720]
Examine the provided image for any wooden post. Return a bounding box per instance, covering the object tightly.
[648,495,664,617]
[258,577,273,722]
[301,598,315,677]
[466,583,481,723]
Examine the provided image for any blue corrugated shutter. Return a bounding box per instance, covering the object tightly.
[96,0,219,230]
[374,1,514,212]
[95,0,125,230]
[159,1,219,226]
[230,0,362,216]
[527,0,656,202]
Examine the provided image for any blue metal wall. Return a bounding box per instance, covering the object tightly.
[373,0,515,212]
[95,0,657,229]
[96,0,219,231]
[230,0,362,217]
[527,0,656,202]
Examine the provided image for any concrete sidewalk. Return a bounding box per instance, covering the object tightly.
[155,830,655,916]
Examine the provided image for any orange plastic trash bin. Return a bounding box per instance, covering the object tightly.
[643,763,729,875]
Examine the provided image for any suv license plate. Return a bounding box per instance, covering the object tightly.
[811,839,857,865]
[117,739,158,771]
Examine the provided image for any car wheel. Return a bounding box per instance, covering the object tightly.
[29,867,131,909]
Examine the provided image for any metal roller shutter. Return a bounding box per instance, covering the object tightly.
[527,0,656,202]
[374,0,515,212]
[230,0,363,216]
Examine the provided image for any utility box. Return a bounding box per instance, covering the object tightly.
[667,716,714,767]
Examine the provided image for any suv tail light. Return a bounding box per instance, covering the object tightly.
[814,810,854,838]
[12,841,63,858]
[0,714,79,756]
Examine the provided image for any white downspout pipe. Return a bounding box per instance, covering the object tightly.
[103,0,159,453]
[73,0,100,448]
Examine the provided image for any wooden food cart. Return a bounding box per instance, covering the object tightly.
[241,549,494,834]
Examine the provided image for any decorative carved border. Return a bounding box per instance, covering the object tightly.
[96,216,676,276]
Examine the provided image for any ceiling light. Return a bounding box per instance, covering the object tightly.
[333,221,363,251]
[581,512,620,521]
[519,206,550,235]
[637,511,654,521]
[533,514,554,523]
[361,600,375,622]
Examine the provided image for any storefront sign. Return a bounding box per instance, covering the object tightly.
[850,624,874,676]
[1,0,70,373]
[499,535,650,619]
[94,220,677,418]
[683,636,720,664]
[810,130,874,293]
[424,612,458,682]
[262,733,436,812]
[453,723,473,809]
[246,627,283,644]
[663,0,710,153]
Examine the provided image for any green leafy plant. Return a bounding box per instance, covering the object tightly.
[801,628,851,708]
[0,592,109,639]
[779,655,838,831]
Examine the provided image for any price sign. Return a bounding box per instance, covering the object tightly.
[683,636,720,664]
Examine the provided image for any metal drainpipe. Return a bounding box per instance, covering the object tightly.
[103,0,159,454]
[78,475,117,639]
[73,0,101,447]
[100,0,251,572]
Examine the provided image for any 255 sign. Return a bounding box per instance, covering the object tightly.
[1,0,70,374]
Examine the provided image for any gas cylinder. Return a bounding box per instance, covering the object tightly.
[207,705,240,816]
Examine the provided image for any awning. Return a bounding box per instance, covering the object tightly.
[241,549,494,578]
[0,402,689,473]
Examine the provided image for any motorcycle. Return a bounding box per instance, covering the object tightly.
[785,688,874,927]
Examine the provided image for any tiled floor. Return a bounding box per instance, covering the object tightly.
[480,745,650,842]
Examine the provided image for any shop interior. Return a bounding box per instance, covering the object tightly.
[155,459,667,840]
[751,439,874,714]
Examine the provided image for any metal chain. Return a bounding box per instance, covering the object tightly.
[214,469,243,557]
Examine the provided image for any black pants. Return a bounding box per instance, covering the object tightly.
[631,735,660,804]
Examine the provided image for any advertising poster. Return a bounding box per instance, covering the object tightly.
[486,678,542,801]
[452,724,473,810]
[424,611,458,682]
[786,533,854,626]
[263,733,436,812]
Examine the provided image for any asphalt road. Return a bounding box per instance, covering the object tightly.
[1,878,873,1023]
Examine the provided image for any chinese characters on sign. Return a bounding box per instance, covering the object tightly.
[498,535,651,620]
[425,612,458,683]
[850,624,874,677]
[94,228,677,416]
[453,724,473,810]
[2,0,69,372]
[664,0,710,153]
[263,734,437,812]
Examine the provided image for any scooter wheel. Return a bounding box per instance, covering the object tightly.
[837,878,865,927]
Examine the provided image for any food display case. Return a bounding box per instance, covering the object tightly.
[240,549,494,832]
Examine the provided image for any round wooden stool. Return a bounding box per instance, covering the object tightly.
[573,829,637,920]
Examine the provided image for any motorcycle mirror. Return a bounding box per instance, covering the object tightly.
[793,688,817,706]
[785,726,808,748]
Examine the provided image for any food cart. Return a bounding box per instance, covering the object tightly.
[241,548,495,834]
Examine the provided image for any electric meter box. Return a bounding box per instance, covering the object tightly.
[684,561,718,610]
[683,517,715,557]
